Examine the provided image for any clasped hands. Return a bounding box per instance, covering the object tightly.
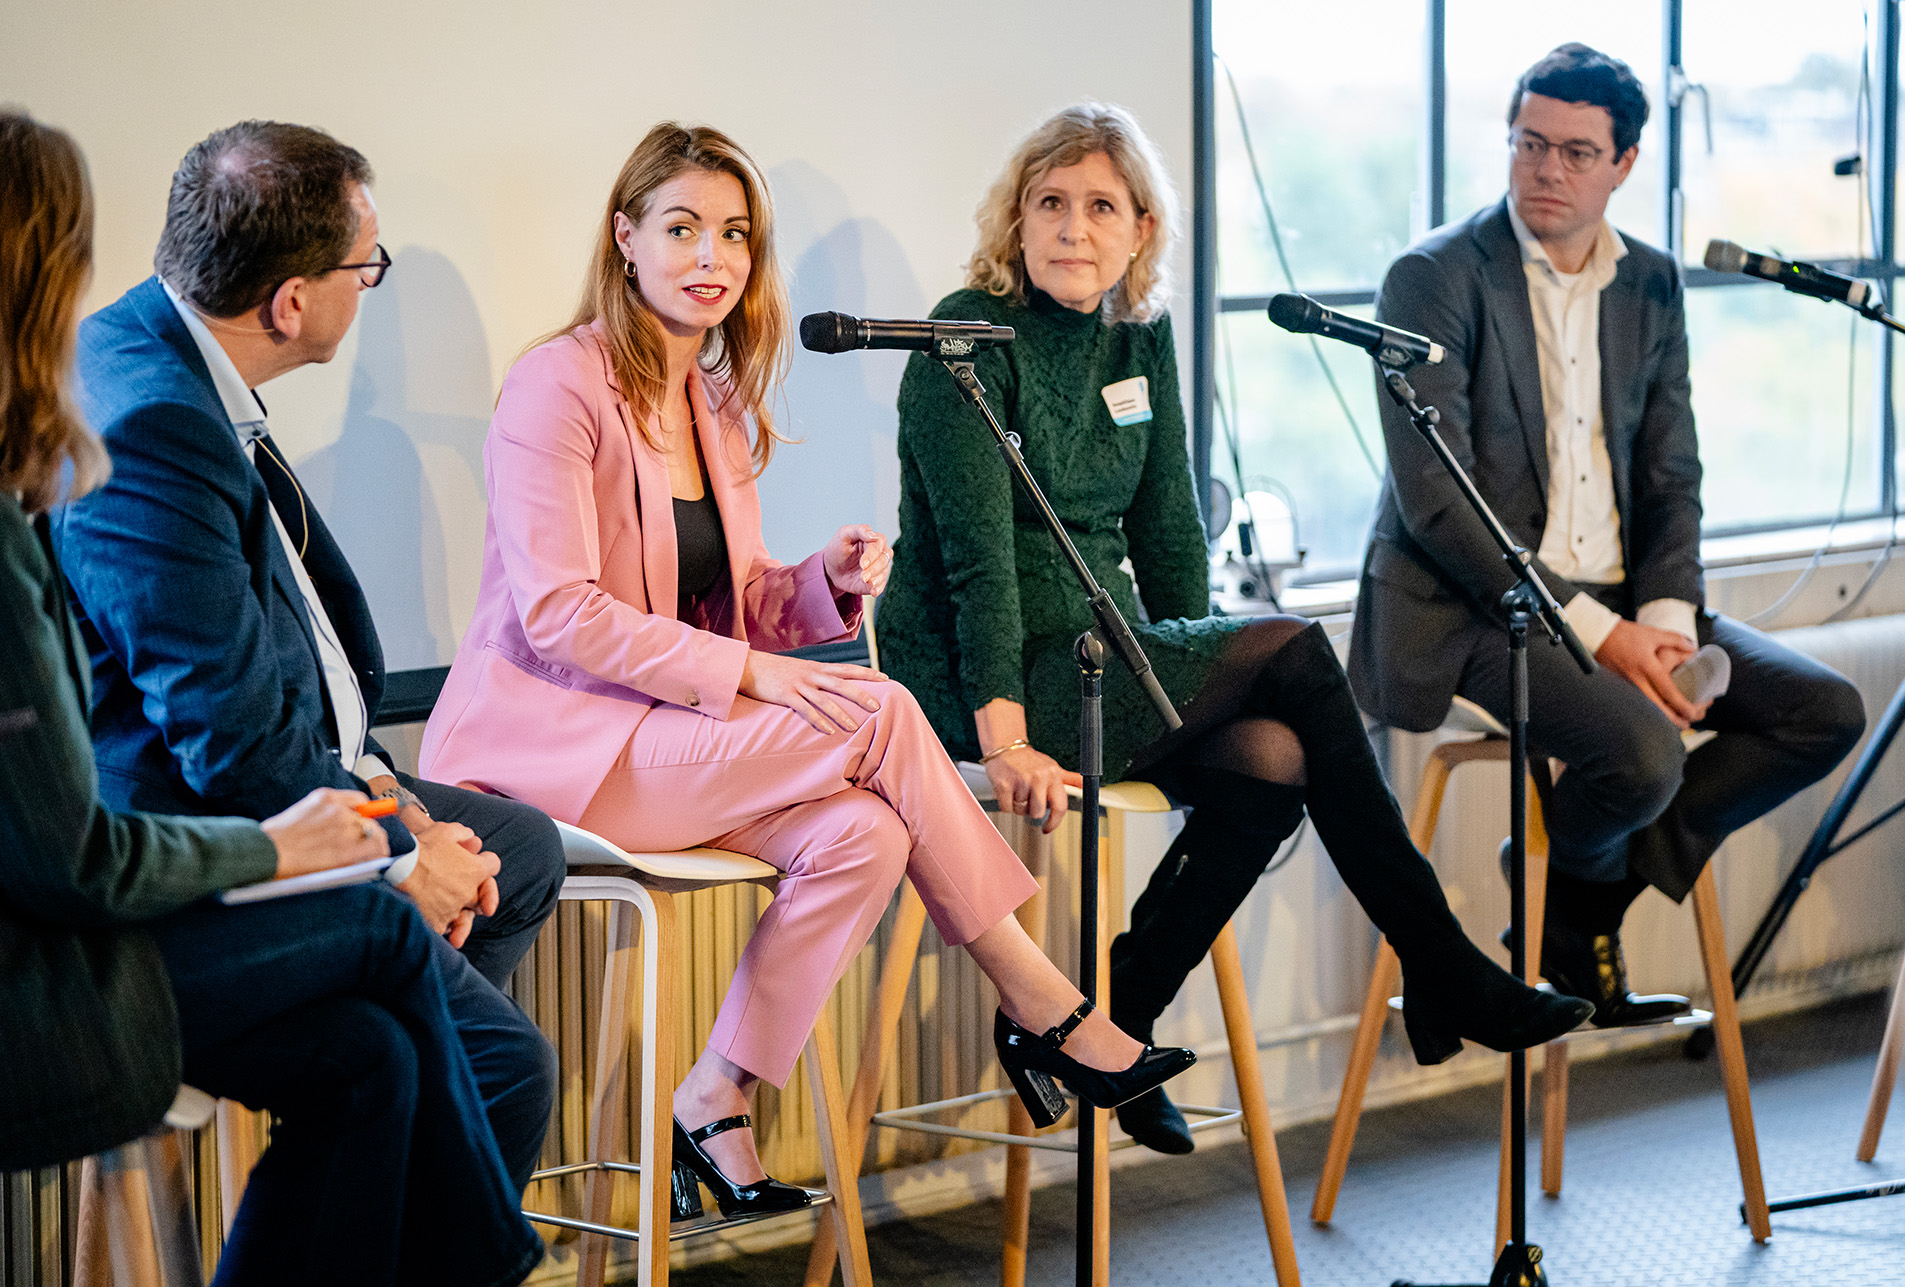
[364,774,501,947]
[1594,619,1709,730]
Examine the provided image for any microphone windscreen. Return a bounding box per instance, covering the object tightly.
[799,312,857,354]
[1266,293,1322,335]
[1704,240,1747,274]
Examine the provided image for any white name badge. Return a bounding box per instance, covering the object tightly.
[1100,376,1152,426]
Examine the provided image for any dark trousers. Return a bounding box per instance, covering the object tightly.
[1455,598,1866,899]
[148,883,553,1287]
[399,771,564,988]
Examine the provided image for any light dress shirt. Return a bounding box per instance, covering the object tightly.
[1506,204,1698,653]
[163,284,414,877]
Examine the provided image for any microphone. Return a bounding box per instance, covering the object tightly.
[799,311,1015,356]
[1267,293,1444,368]
[1704,239,1877,313]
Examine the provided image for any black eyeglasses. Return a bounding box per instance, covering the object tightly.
[1509,129,1607,174]
[334,244,392,288]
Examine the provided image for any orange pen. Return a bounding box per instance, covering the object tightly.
[354,797,400,819]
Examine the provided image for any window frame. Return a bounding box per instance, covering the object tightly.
[1194,0,1904,574]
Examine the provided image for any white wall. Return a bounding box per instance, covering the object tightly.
[1,0,1194,669]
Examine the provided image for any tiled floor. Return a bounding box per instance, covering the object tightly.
[677,992,1905,1286]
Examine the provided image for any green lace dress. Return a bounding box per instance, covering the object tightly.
[879,287,1252,781]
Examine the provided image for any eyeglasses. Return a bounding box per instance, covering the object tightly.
[1509,130,1606,174]
[334,244,392,288]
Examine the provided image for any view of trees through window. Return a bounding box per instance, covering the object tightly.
[1212,0,1893,581]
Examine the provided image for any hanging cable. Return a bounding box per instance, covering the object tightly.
[1216,52,1384,479]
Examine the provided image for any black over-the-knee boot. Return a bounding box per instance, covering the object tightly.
[1107,776,1306,1152]
[1243,623,1592,1065]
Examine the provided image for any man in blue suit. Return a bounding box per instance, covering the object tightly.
[54,121,561,1187]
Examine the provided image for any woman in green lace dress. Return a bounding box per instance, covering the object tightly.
[878,103,1590,1153]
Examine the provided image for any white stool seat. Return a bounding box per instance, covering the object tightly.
[162,1085,217,1131]
[1444,692,1717,752]
[954,761,1173,813]
[554,820,776,885]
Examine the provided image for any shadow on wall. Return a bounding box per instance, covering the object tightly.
[300,248,494,671]
[764,159,924,561]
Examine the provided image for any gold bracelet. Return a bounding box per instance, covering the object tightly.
[980,738,1031,763]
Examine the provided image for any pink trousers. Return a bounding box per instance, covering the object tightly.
[577,680,1038,1085]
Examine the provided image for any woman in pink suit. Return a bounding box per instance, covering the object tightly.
[421,122,1193,1214]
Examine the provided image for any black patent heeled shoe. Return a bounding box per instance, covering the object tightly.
[671,1115,822,1219]
[994,1002,1196,1129]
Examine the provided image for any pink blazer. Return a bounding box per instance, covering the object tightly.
[419,322,861,823]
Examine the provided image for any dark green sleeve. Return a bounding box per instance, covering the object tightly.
[0,509,277,928]
[1122,314,1211,622]
[895,333,1026,711]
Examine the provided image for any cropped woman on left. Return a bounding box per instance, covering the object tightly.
[0,110,545,1287]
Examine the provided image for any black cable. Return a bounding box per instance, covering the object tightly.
[1215,53,1384,479]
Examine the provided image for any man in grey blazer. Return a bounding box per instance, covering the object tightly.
[1349,43,1866,1026]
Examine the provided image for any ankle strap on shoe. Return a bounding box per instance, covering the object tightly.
[686,1114,751,1143]
[1042,1001,1094,1047]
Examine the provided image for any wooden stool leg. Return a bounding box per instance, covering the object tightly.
[143,1130,204,1287]
[1498,781,1549,1253]
[804,884,930,1287]
[214,1101,261,1235]
[1002,826,1052,1287]
[99,1141,164,1287]
[74,1157,111,1287]
[1691,868,1771,1243]
[807,1010,874,1287]
[578,897,637,1287]
[1540,1041,1568,1197]
[1312,746,1457,1224]
[1212,922,1301,1286]
[1312,942,1400,1224]
[1857,950,1905,1161]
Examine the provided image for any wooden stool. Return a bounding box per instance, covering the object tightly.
[1308,703,1773,1245]
[75,1087,218,1287]
[1856,949,1905,1162]
[524,823,874,1287]
[801,770,1301,1287]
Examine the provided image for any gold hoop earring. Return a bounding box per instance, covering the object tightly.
[623,259,637,279]
[1129,250,1138,261]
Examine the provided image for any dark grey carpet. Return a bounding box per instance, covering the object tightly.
[674,992,1905,1286]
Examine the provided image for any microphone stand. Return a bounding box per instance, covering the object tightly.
[1372,365,1594,1287]
[934,343,1182,1287]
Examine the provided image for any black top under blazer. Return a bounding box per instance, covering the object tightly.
[1347,200,1704,732]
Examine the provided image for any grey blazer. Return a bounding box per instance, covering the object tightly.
[1347,200,1704,732]
[0,493,275,1172]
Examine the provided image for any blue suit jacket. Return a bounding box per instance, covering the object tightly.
[54,277,414,851]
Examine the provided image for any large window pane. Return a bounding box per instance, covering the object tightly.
[1446,6,1663,243]
[1217,308,1386,579]
[1689,285,1878,529]
[1213,1,1422,296]
[1682,0,1874,265]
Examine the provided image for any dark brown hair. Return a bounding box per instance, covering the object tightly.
[1510,43,1650,156]
[154,120,373,316]
[0,108,109,513]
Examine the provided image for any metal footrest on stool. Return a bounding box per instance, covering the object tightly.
[1384,992,1714,1037]
[870,1087,1243,1152]
[525,1159,834,1244]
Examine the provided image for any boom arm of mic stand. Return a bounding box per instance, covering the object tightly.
[1380,367,1597,678]
[940,358,1182,732]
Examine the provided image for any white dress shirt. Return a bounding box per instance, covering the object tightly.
[162,283,399,795]
[1506,205,1698,652]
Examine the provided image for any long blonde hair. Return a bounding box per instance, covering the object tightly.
[549,122,791,474]
[0,109,109,514]
[966,103,1179,325]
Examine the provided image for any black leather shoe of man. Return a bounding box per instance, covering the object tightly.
[1538,920,1692,1028]
[1115,1086,1195,1155]
[1494,840,1691,1028]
